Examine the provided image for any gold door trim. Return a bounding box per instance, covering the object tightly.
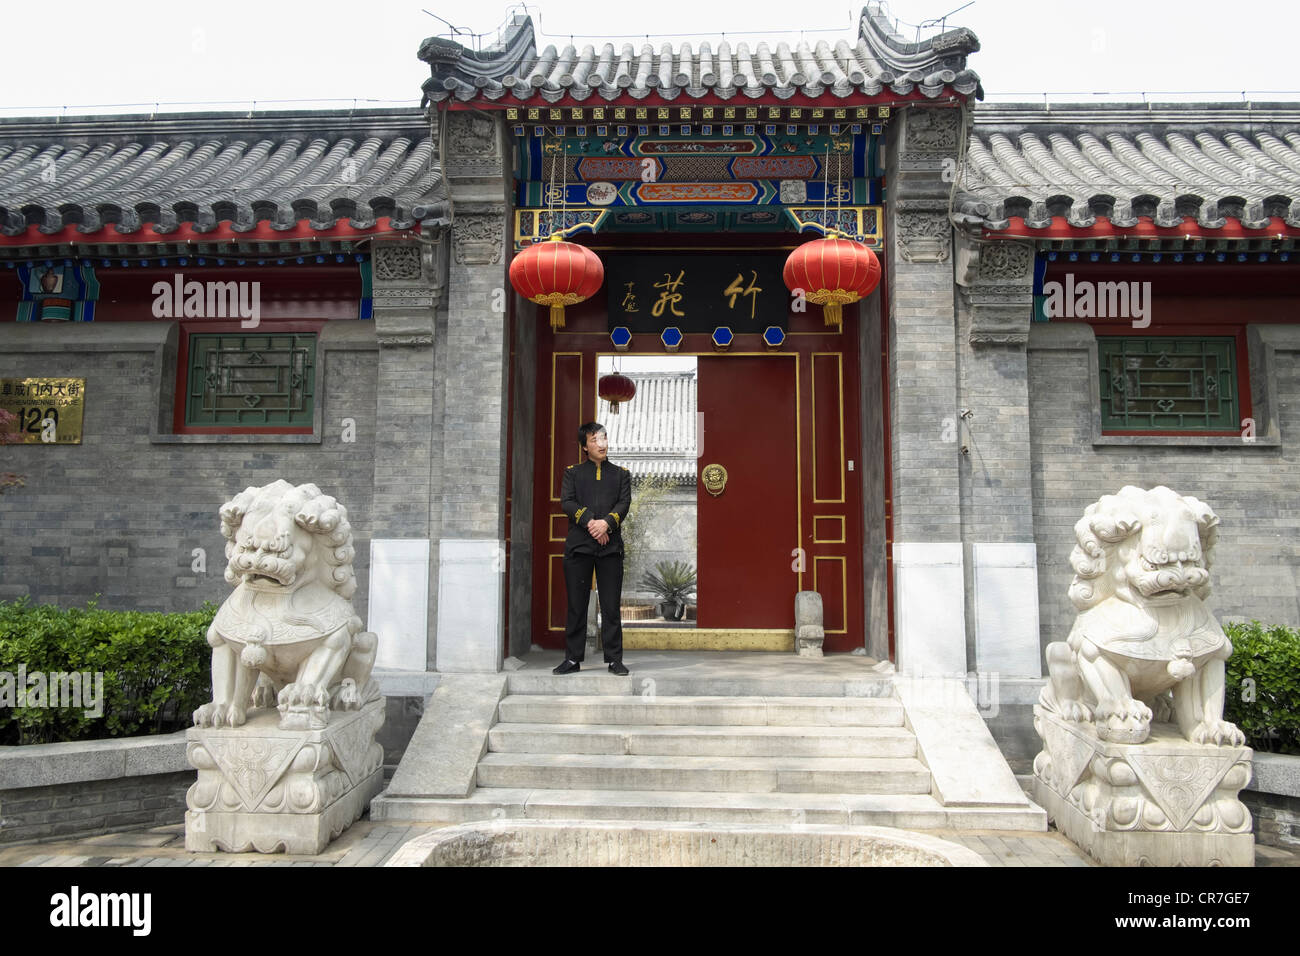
[812,555,848,635]
[811,351,846,504]
[813,515,846,544]
[546,553,566,631]
[623,628,794,652]
[549,352,583,502]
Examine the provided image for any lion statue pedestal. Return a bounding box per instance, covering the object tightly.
[185,480,385,854]
[1031,486,1254,867]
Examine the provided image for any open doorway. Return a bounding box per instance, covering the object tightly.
[596,355,698,629]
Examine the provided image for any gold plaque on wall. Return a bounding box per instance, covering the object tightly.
[0,378,85,444]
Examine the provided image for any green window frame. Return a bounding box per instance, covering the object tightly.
[1097,336,1238,431]
[185,332,316,427]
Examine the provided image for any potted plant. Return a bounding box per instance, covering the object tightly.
[642,561,696,621]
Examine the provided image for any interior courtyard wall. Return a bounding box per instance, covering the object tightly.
[621,483,697,605]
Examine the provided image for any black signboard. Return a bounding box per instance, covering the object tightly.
[605,254,788,333]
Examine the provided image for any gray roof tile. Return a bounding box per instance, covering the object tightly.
[0,112,446,239]
[420,5,981,105]
[957,104,1300,232]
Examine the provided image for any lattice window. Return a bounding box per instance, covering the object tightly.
[1098,336,1238,431]
[186,333,316,427]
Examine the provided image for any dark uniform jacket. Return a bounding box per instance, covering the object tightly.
[561,458,632,556]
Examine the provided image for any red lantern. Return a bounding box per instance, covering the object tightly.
[598,372,636,414]
[782,235,881,329]
[509,235,604,330]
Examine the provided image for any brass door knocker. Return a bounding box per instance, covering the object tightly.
[701,463,728,497]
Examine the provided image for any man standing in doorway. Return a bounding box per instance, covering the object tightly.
[556,422,632,676]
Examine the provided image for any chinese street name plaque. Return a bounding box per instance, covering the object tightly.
[0,378,85,444]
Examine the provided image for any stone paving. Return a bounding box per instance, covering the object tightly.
[1,818,1297,866]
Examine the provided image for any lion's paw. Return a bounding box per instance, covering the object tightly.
[1097,699,1152,725]
[1060,700,1093,722]
[1095,699,1152,743]
[277,682,324,709]
[251,679,277,710]
[1191,720,1246,747]
[193,702,220,727]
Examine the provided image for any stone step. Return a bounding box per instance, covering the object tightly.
[487,723,918,758]
[504,671,895,699]
[475,752,932,795]
[496,695,906,727]
[371,787,1048,831]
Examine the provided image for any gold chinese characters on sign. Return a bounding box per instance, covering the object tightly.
[0,378,85,444]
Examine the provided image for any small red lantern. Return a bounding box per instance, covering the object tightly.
[509,235,604,330]
[782,235,881,329]
[598,372,636,414]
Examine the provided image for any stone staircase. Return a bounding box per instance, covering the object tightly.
[372,667,1047,830]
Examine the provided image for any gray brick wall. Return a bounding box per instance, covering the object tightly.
[955,298,1035,542]
[370,342,436,537]
[886,261,963,542]
[883,107,965,545]
[1240,789,1300,848]
[0,322,379,617]
[0,771,192,844]
[440,256,509,539]
[1028,337,1300,648]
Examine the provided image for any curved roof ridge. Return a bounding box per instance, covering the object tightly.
[418,4,981,106]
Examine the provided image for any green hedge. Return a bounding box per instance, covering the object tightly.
[1225,620,1300,755]
[0,597,215,745]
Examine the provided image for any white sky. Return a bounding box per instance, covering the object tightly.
[1,0,1297,117]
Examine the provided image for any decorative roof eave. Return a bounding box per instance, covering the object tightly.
[433,81,977,111]
[965,213,1300,253]
[0,215,426,253]
[956,104,1300,239]
[419,4,981,109]
[0,111,448,247]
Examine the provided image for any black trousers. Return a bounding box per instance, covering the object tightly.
[562,549,624,663]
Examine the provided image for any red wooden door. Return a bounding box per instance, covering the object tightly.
[695,355,800,627]
[525,244,869,651]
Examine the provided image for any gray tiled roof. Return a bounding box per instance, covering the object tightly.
[598,371,697,482]
[419,5,981,105]
[0,111,447,239]
[957,104,1300,232]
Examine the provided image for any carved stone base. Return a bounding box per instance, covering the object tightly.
[794,590,824,659]
[1032,709,1253,866]
[185,697,385,854]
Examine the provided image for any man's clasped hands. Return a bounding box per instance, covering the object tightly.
[586,517,611,546]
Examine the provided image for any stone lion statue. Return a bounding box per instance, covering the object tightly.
[193,480,379,731]
[1038,485,1244,747]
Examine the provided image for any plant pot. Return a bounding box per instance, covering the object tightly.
[658,600,687,621]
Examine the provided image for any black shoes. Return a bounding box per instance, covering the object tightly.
[553,658,627,676]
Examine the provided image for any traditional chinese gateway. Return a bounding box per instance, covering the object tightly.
[1,6,1298,829]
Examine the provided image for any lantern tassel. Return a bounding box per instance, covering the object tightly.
[823,301,842,328]
[550,304,565,330]
[610,401,620,414]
